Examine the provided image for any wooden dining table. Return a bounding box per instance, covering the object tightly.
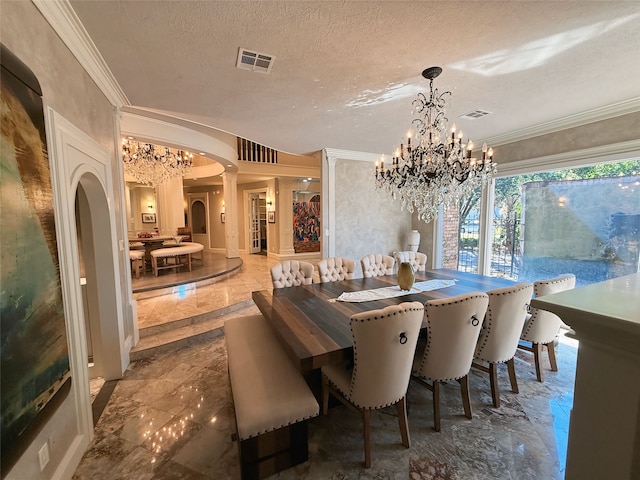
[129,236,174,271]
[252,268,516,372]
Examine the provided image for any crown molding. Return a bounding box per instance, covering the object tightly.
[323,148,380,162]
[484,97,640,147]
[495,139,640,177]
[33,0,129,108]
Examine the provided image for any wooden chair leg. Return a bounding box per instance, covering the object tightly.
[459,375,473,420]
[533,342,544,382]
[546,340,558,372]
[489,362,500,408]
[396,396,410,448]
[321,374,329,415]
[507,358,519,394]
[433,381,441,432]
[362,408,371,468]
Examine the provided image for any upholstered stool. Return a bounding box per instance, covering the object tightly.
[129,250,145,279]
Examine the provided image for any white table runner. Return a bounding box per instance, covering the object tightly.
[335,279,456,303]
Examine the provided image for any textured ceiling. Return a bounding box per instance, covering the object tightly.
[70,1,640,157]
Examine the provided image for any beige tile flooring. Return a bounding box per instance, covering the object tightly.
[77,256,578,479]
[134,253,282,331]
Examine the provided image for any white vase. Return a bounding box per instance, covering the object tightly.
[408,229,420,252]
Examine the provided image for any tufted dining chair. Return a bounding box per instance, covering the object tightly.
[394,251,428,272]
[412,292,489,431]
[471,282,533,407]
[518,274,576,382]
[270,260,314,288]
[360,253,395,278]
[317,257,356,283]
[322,302,424,468]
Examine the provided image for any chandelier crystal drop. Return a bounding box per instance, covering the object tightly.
[374,66,497,223]
[122,139,193,187]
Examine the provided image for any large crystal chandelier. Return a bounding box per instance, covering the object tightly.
[122,139,193,186]
[375,66,497,223]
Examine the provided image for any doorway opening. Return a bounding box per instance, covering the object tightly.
[189,197,209,249]
[248,191,268,255]
[74,174,124,423]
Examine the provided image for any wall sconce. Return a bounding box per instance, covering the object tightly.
[147,203,153,210]
[266,198,273,210]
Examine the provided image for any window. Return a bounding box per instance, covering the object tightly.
[449,159,640,286]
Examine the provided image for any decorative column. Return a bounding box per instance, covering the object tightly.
[155,175,185,236]
[322,153,337,257]
[277,177,295,256]
[222,171,239,258]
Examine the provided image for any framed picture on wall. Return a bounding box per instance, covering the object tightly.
[1,44,72,472]
[221,212,226,223]
[142,213,156,223]
[268,211,276,223]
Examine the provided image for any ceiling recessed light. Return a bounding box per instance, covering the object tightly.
[227,164,233,168]
[198,152,205,155]
[127,136,134,140]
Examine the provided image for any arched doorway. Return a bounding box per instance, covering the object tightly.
[46,108,136,453]
[190,197,209,248]
[75,176,123,382]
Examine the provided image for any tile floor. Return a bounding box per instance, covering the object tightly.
[134,253,281,331]
[74,255,577,479]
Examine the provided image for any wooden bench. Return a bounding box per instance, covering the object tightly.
[149,242,204,276]
[225,314,319,480]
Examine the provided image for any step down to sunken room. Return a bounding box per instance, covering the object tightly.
[130,299,256,361]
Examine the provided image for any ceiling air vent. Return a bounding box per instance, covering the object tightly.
[236,48,275,74]
[459,109,492,120]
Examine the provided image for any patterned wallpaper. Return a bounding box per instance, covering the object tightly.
[334,158,412,275]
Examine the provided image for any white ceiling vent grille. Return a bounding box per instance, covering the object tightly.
[459,109,492,120]
[236,48,275,74]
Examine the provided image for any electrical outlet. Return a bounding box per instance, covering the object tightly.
[38,441,50,471]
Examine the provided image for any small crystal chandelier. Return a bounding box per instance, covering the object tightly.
[375,66,497,223]
[122,139,193,187]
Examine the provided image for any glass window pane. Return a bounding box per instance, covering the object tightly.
[494,160,640,286]
[456,187,481,274]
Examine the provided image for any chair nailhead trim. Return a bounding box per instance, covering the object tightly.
[349,305,423,400]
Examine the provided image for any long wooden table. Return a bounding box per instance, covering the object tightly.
[252,268,516,372]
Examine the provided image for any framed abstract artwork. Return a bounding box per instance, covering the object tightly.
[1,44,71,474]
